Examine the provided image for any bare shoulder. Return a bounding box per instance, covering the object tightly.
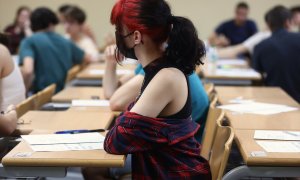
[0,44,11,67]
[0,44,11,60]
[154,68,186,86]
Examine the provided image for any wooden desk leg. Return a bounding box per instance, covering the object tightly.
[0,164,66,178]
[223,165,300,180]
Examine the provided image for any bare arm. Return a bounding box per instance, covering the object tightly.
[216,44,248,59]
[209,32,230,47]
[110,75,143,111]
[208,32,219,46]
[103,45,120,99]
[24,20,32,37]
[0,105,17,136]
[0,44,14,78]
[20,57,34,91]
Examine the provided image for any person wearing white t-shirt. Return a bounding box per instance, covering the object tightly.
[64,6,100,62]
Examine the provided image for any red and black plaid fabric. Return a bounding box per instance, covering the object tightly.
[104,111,211,180]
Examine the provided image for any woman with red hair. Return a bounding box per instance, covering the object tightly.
[101,0,211,179]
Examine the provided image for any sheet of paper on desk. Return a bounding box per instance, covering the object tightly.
[229,97,254,104]
[72,100,110,107]
[216,59,247,66]
[218,102,298,115]
[215,68,260,78]
[89,69,132,75]
[30,142,103,152]
[21,132,105,145]
[254,130,300,141]
[256,140,300,153]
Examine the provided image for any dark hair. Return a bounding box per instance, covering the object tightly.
[290,6,300,15]
[236,2,249,10]
[111,0,205,75]
[0,33,10,47]
[266,5,292,32]
[14,6,30,26]
[58,4,72,13]
[64,6,86,24]
[30,7,59,32]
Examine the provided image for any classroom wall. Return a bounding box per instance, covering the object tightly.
[0,0,299,47]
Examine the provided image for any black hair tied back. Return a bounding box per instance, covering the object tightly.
[165,16,205,75]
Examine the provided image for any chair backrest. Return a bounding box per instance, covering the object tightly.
[65,65,81,83]
[209,121,234,180]
[16,94,38,118]
[36,84,56,109]
[209,93,218,108]
[200,107,224,160]
[204,83,214,97]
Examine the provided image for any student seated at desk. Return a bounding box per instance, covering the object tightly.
[4,6,32,54]
[253,6,300,103]
[58,4,97,44]
[101,0,211,179]
[19,7,91,93]
[0,105,17,136]
[215,13,271,59]
[0,42,25,111]
[63,6,100,62]
[103,46,209,141]
[209,2,258,47]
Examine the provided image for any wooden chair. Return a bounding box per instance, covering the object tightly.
[209,120,234,180]
[209,93,218,108]
[16,94,38,118]
[204,83,214,97]
[200,107,224,160]
[65,65,81,83]
[36,84,56,109]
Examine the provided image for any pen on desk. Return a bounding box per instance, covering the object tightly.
[55,129,106,134]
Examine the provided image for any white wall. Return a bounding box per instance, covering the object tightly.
[0,0,299,47]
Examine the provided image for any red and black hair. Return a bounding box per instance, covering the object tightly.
[111,0,205,74]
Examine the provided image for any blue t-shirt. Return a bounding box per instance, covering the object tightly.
[216,19,258,45]
[135,64,209,141]
[19,31,84,93]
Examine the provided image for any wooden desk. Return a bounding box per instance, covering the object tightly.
[76,63,136,80]
[17,111,114,134]
[2,131,125,168]
[2,141,124,167]
[201,60,262,85]
[52,87,104,103]
[223,129,300,179]
[215,86,300,130]
[67,107,122,119]
[234,129,300,166]
[216,87,300,179]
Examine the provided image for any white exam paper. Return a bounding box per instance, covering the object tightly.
[72,100,110,107]
[216,59,247,66]
[254,130,300,141]
[215,68,261,78]
[30,142,103,152]
[21,133,105,145]
[256,140,300,153]
[218,102,298,115]
[228,97,254,104]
